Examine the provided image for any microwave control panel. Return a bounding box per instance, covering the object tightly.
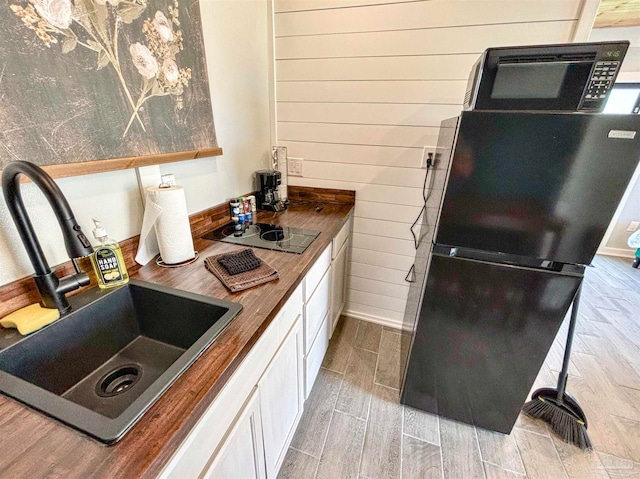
[581,61,621,110]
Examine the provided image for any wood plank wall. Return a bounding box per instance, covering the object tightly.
[273,0,587,325]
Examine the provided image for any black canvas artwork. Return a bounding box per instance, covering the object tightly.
[0,0,217,169]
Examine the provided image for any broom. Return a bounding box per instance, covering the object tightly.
[522,282,592,450]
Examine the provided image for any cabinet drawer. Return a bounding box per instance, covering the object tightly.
[332,217,351,259]
[277,283,303,342]
[305,311,330,398]
[304,245,331,302]
[304,267,331,353]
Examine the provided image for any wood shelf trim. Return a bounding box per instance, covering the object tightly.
[1,148,223,181]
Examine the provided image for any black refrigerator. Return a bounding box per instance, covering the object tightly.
[401,111,640,434]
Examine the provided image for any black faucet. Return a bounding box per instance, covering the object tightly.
[2,161,94,315]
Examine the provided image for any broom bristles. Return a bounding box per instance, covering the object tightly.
[523,397,592,450]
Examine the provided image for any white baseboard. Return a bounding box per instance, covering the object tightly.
[597,246,635,259]
[342,306,407,331]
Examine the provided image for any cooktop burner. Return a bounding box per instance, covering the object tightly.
[203,222,320,254]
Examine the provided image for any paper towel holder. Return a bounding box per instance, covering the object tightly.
[156,251,200,268]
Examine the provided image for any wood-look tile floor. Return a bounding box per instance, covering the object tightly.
[278,255,640,479]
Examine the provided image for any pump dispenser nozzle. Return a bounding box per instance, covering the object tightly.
[92,218,108,240]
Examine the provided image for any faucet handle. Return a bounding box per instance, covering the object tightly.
[58,272,91,295]
[72,258,83,274]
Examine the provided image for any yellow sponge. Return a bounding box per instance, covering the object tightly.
[0,304,60,335]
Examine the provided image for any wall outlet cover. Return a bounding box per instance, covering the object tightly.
[421,148,436,169]
[288,157,303,177]
[627,221,640,232]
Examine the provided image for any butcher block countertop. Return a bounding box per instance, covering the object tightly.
[0,201,353,479]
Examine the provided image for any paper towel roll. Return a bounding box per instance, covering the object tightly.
[135,185,195,265]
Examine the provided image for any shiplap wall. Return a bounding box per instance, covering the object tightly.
[273,0,592,327]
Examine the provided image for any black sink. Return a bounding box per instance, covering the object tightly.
[0,279,242,444]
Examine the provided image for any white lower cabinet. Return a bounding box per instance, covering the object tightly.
[259,318,304,478]
[205,321,303,479]
[302,249,331,400]
[160,221,351,479]
[330,235,348,334]
[159,286,303,479]
[304,311,330,398]
[202,388,266,479]
[304,267,331,352]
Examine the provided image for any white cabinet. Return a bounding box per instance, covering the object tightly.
[330,219,351,334]
[331,240,348,333]
[259,318,304,478]
[303,266,331,399]
[304,267,331,352]
[160,214,352,479]
[304,311,330,398]
[202,388,266,479]
[302,216,352,396]
[302,246,332,400]
[305,245,332,302]
[159,286,302,479]
[332,217,351,259]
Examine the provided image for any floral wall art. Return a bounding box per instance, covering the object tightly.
[0,0,217,169]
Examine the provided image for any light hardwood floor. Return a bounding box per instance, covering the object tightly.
[277,255,640,479]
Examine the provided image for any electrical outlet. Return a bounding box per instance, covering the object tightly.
[288,157,303,177]
[160,173,176,187]
[627,221,640,232]
[421,147,436,169]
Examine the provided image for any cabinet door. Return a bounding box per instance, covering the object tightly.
[203,388,266,479]
[304,266,331,353]
[259,316,304,479]
[304,311,330,399]
[331,240,348,334]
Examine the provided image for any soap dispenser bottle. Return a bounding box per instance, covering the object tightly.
[90,218,129,289]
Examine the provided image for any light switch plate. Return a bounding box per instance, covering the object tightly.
[627,221,640,232]
[288,157,303,177]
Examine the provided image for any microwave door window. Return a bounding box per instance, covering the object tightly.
[485,61,593,110]
[491,63,567,99]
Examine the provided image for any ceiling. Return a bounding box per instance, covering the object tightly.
[594,0,640,28]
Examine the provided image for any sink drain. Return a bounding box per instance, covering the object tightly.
[96,364,142,397]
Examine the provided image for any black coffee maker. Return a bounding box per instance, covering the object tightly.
[256,170,287,212]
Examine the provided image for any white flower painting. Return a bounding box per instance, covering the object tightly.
[1,0,216,168]
[30,0,73,29]
[130,43,159,80]
[153,11,174,42]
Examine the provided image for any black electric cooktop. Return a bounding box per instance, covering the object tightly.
[203,223,320,254]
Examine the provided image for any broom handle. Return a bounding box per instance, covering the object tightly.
[557,281,583,398]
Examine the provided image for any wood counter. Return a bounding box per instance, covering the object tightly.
[0,201,353,479]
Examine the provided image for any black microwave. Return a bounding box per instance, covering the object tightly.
[463,41,629,113]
